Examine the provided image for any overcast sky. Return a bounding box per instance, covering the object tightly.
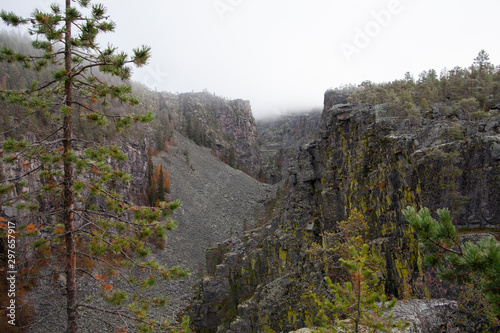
[1,0,500,118]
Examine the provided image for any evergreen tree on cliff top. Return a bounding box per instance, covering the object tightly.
[0,1,188,332]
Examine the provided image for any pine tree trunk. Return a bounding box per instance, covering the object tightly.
[355,274,361,333]
[147,149,154,206]
[63,0,78,331]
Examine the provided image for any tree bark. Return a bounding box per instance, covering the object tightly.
[355,274,360,333]
[63,0,78,332]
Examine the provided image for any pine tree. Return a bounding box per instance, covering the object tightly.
[146,148,156,207]
[157,165,165,203]
[186,116,193,139]
[229,146,236,168]
[471,50,494,108]
[146,164,170,207]
[309,210,407,332]
[0,1,188,332]
[402,206,500,315]
[313,244,403,332]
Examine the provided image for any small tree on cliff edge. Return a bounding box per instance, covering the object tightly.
[309,210,407,332]
[402,207,499,316]
[0,1,188,332]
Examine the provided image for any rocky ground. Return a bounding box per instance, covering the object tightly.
[151,132,274,320]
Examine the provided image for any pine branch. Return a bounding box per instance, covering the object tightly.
[424,236,463,256]
[75,251,143,295]
[29,79,60,93]
[73,100,143,121]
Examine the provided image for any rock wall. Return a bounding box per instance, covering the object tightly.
[257,110,322,184]
[159,92,261,177]
[189,90,500,332]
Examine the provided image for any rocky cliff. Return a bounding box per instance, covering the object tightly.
[158,91,261,177]
[257,110,322,184]
[255,89,350,185]
[189,90,500,332]
[0,83,265,330]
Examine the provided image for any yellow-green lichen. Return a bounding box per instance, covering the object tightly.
[287,307,298,325]
[279,247,288,266]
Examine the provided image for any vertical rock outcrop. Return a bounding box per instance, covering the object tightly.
[189,90,500,332]
[159,92,261,177]
[257,110,322,184]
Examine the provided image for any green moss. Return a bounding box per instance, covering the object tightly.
[287,307,298,325]
[302,230,310,242]
[260,315,276,333]
[262,325,276,333]
[279,247,288,265]
[403,187,415,204]
[360,198,368,213]
[395,258,409,279]
[381,220,396,235]
[304,310,314,328]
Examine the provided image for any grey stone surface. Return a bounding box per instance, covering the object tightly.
[190,91,500,333]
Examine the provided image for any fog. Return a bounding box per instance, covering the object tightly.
[1,0,500,118]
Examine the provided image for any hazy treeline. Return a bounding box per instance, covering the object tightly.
[335,50,500,120]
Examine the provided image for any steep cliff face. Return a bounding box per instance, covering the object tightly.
[189,90,500,332]
[257,110,322,184]
[158,92,261,177]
